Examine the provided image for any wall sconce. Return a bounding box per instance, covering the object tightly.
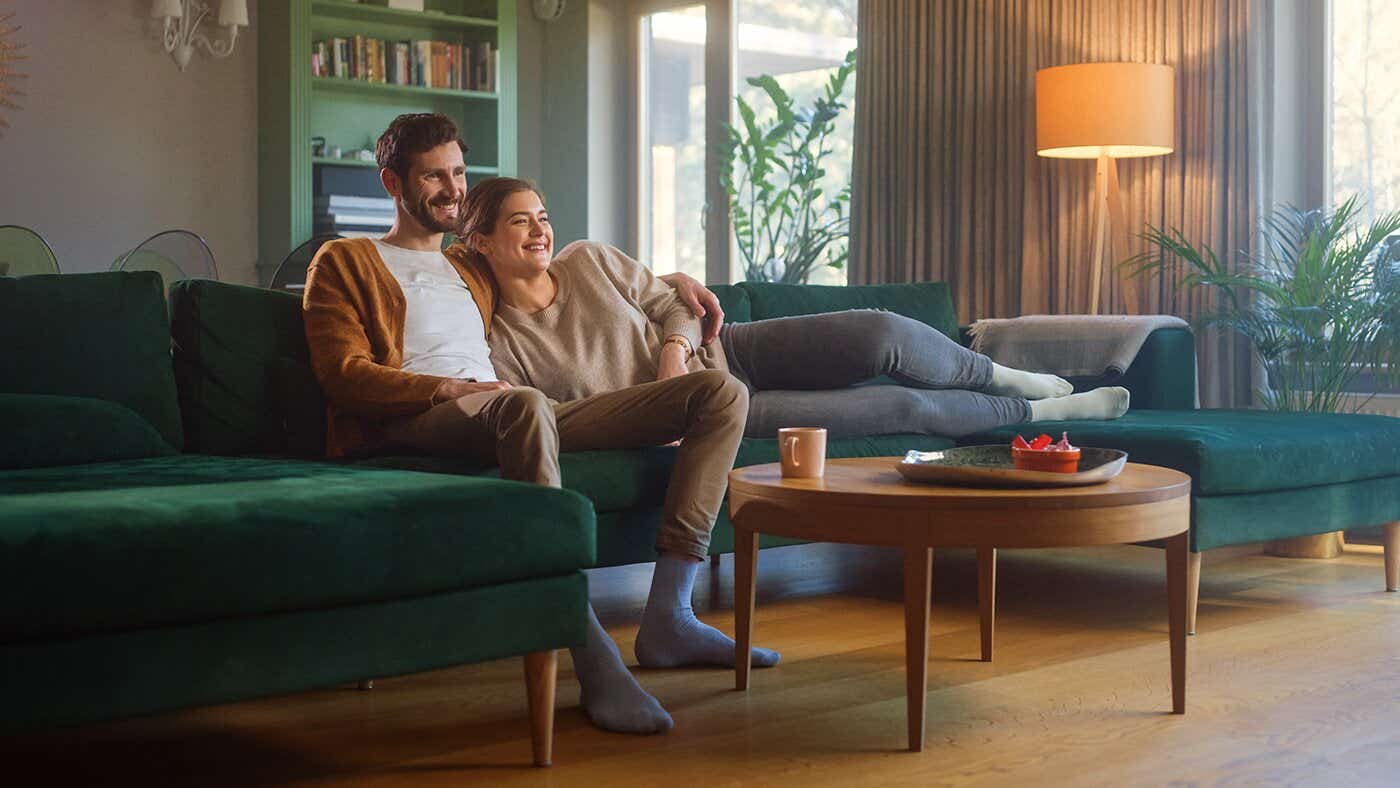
[151,0,249,72]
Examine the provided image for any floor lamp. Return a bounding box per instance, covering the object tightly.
[1035,63,1175,314]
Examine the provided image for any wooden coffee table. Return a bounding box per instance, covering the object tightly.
[728,457,1192,752]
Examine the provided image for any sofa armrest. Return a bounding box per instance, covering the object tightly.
[1115,327,1199,410]
[957,325,1198,410]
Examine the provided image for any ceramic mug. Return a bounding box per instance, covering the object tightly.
[779,427,827,479]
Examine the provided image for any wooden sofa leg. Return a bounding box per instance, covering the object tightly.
[1187,552,1201,635]
[523,650,558,767]
[1385,522,1400,592]
[357,679,374,690]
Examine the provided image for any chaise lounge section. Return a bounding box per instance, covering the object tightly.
[1,272,593,766]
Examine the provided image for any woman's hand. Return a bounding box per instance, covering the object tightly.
[656,341,691,382]
[658,271,724,345]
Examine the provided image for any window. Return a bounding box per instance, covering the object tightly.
[734,0,856,285]
[635,0,857,284]
[1330,0,1400,220]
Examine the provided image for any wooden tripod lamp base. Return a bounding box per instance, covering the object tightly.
[1089,153,1130,315]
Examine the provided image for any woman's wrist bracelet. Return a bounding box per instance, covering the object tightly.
[663,335,694,360]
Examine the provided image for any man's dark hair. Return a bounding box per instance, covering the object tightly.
[375,113,469,180]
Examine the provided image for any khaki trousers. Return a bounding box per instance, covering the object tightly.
[382,369,748,559]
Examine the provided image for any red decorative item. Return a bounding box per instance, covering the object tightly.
[1010,432,1082,473]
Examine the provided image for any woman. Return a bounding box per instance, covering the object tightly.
[467,177,1130,437]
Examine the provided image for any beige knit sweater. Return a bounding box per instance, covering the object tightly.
[488,241,725,402]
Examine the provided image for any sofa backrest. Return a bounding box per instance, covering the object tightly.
[708,284,752,323]
[0,272,184,453]
[1115,326,1198,409]
[738,281,960,339]
[169,279,326,456]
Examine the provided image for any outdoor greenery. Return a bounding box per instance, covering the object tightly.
[1125,197,1400,413]
[719,49,857,283]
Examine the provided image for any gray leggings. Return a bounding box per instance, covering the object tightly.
[719,310,1032,439]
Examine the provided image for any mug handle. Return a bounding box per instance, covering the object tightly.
[784,435,800,468]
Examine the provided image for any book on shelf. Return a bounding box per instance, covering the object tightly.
[313,35,497,93]
[317,212,394,228]
[313,195,395,213]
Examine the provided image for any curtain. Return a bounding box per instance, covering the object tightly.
[850,0,1264,407]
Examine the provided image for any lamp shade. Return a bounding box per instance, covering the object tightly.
[218,0,249,26]
[151,0,183,19]
[1036,62,1175,159]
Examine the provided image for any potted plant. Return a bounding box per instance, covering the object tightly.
[1124,196,1400,413]
[718,49,856,284]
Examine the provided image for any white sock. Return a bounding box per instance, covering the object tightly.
[1029,387,1130,421]
[986,363,1074,400]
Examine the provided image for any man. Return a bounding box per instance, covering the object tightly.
[302,113,775,735]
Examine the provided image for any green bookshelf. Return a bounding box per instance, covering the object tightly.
[258,0,517,282]
[311,75,500,102]
[311,155,499,176]
[311,0,498,30]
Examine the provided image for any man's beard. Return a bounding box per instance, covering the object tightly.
[404,187,466,234]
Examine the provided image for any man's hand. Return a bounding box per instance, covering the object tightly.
[659,271,724,345]
[656,342,690,383]
[432,378,511,405]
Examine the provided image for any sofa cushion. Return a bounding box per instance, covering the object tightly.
[0,455,594,644]
[358,449,677,513]
[362,434,956,514]
[0,272,183,449]
[169,279,324,456]
[960,409,1400,496]
[0,394,177,470]
[740,281,960,340]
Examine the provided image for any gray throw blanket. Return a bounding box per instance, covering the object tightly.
[967,314,1190,379]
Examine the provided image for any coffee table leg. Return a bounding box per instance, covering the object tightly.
[735,526,759,692]
[1165,531,1188,714]
[904,546,932,752]
[978,547,996,662]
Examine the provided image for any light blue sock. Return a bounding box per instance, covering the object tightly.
[634,554,781,669]
[571,605,674,734]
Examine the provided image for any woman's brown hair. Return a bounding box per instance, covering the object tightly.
[460,177,544,261]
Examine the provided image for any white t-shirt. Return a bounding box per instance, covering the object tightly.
[372,240,497,382]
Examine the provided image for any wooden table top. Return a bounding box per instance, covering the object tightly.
[728,457,1191,512]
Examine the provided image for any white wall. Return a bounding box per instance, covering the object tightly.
[0,0,260,284]
[586,0,629,248]
[515,0,633,252]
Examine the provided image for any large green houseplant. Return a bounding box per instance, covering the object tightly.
[1125,196,1400,413]
[718,49,856,284]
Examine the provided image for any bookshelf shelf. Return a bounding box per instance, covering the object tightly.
[313,156,499,176]
[312,76,498,102]
[311,1,497,31]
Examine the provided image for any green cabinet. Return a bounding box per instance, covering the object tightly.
[257,0,517,282]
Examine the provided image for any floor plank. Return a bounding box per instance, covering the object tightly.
[5,543,1400,786]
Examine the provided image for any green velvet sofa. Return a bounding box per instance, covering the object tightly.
[7,266,1397,754]
[0,272,592,766]
[178,274,1396,636]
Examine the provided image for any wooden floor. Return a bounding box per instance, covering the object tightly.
[7,542,1400,786]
